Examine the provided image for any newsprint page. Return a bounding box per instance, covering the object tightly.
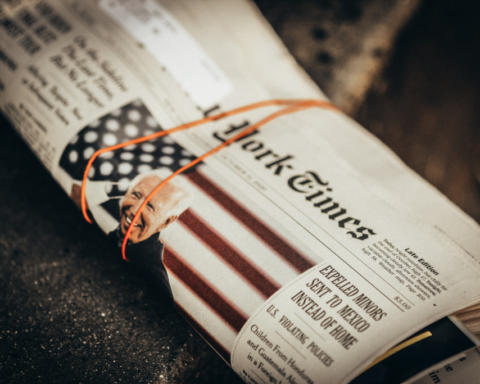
[1,0,480,383]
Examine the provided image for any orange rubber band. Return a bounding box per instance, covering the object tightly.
[80,99,339,261]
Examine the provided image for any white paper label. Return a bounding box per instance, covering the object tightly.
[99,0,234,108]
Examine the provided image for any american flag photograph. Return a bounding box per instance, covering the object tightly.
[59,99,320,364]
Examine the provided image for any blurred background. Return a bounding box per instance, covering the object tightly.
[1,0,480,382]
[257,0,480,223]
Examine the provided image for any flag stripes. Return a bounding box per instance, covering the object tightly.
[167,272,238,354]
[186,170,315,273]
[164,248,248,333]
[182,176,301,286]
[179,209,280,298]
[164,222,266,315]
[163,169,318,362]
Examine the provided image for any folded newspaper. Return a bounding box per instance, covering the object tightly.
[1,0,480,383]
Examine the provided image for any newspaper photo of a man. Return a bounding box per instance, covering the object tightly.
[107,170,193,300]
[58,99,198,299]
[115,170,193,244]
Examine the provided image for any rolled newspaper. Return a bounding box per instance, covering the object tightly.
[1,0,480,383]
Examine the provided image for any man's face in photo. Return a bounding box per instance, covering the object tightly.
[120,175,181,243]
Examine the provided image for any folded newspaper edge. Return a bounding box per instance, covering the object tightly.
[1,0,480,383]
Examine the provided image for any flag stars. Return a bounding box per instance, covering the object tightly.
[141,143,156,152]
[69,150,78,163]
[124,124,139,137]
[100,162,114,176]
[159,156,174,165]
[59,100,199,197]
[106,119,120,131]
[99,152,114,159]
[118,178,130,191]
[83,147,95,160]
[162,146,175,155]
[146,116,157,127]
[120,152,134,161]
[103,133,117,146]
[140,154,154,163]
[84,131,98,143]
[128,110,141,122]
[118,163,133,174]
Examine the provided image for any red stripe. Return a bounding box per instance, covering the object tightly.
[186,171,315,273]
[163,248,248,333]
[179,210,280,298]
[175,303,231,364]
